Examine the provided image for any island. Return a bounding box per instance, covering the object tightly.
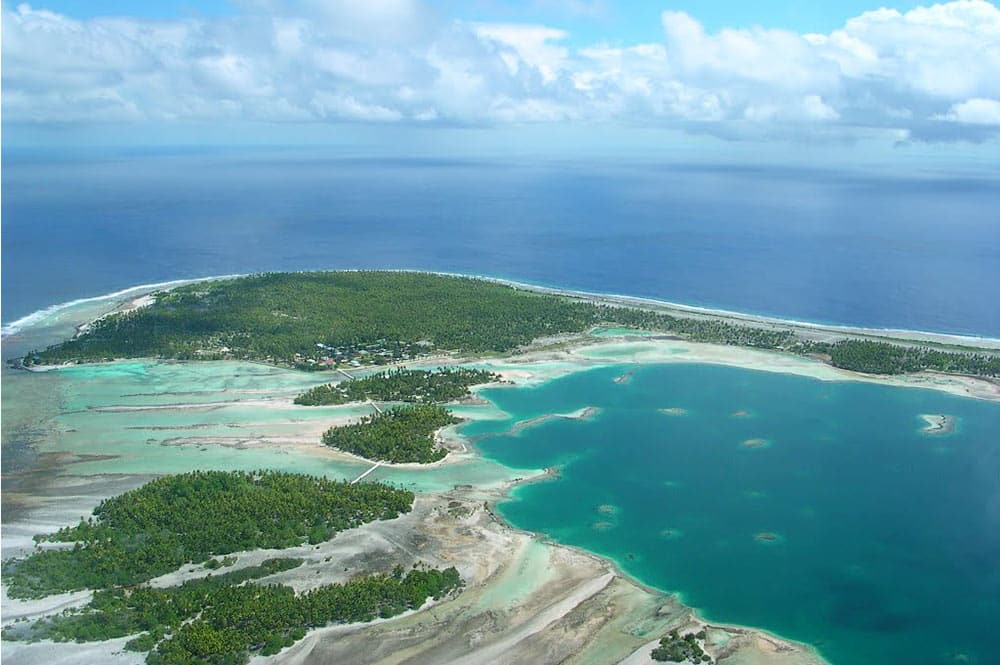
[5,270,999,665]
[919,413,956,435]
[2,470,416,598]
[320,404,459,463]
[1,472,461,664]
[17,271,1000,380]
[295,367,501,405]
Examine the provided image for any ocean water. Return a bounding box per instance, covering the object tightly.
[4,148,1000,665]
[471,364,1000,665]
[3,148,1000,336]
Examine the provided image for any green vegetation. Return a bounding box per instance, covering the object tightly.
[6,558,304,644]
[31,272,600,365]
[603,307,999,377]
[651,629,712,663]
[6,558,462,665]
[21,271,998,379]
[601,307,796,349]
[1,471,414,599]
[321,405,459,463]
[147,565,460,665]
[204,556,237,570]
[2,473,463,665]
[294,368,502,405]
[808,339,1000,376]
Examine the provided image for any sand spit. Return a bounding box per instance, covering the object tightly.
[0,637,143,665]
[249,486,825,665]
[919,414,956,435]
[24,274,1000,664]
[479,406,601,440]
[613,370,636,384]
[621,618,825,665]
[1,476,827,665]
[659,407,688,416]
[476,337,1000,404]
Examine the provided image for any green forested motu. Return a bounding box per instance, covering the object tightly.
[24,271,1000,377]
[2,473,462,665]
[5,559,462,665]
[1,471,414,598]
[31,272,600,363]
[295,367,502,405]
[321,404,459,463]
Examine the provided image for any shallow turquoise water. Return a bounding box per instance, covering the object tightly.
[2,359,522,492]
[473,364,1000,665]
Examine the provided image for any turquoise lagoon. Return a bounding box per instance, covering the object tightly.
[469,364,1000,665]
[5,327,1000,664]
[1,359,522,492]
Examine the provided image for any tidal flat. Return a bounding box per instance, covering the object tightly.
[3,289,999,665]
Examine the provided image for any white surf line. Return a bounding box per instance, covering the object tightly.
[350,461,382,484]
[1,274,245,336]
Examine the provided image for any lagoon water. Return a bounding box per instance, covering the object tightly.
[0,358,521,492]
[4,148,1000,336]
[4,149,1000,665]
[472,364,1000,665]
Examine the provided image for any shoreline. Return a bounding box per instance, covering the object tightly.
[6,271,994,664]
[430,270,1000,349]
[1,276,241,337]
[5,270,999,350]
[2,467,828,665]
[10,271,999,405]
[0,368,833,665]
[482,475,828,665]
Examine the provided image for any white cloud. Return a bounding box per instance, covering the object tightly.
[3,0,1000,141]
[474,23,569,82]
[941,98,1000,124]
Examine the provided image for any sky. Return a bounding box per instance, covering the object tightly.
[3,0,1000,154]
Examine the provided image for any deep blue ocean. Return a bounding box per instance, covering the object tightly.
[3,148,1000,665]
[3,148,999,336]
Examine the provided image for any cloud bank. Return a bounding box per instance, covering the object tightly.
[3,0,999,141]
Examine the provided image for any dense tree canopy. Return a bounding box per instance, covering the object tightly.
[295,368,501,405]
[651,629,712,663]
[5,557,462,665]
[5,558,304,644]
[814,339,1000,376]
[2,472,463,665]
[2,471,414,598]
[22,271,998,378]
[321,405,459,463]
[147,565,461,665]
[32,272,600,364]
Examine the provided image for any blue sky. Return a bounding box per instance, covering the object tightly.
[33,1,945,35]
[435,1,937,46]
[3,0,1000,150]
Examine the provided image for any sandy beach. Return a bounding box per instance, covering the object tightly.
[0,467,827,665]
[7,274,1000,664]
[918,413,956,435]
[480,334,1000,404]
